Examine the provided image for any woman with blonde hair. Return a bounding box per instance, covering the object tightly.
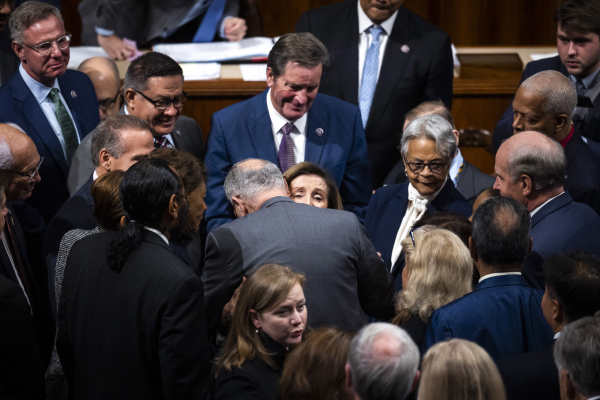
[213,264,308,400]
[392,228,472,349]
[418,339,507,400]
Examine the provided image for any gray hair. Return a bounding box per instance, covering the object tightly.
[554,317,600,397]
[400,115,457,162]
[267,32,329,80]
[9,1,64,44]
[224,159,286,205]
[347,323,419,400]
[520,71,578,120]
[0,123,26,170]
[90,115,151,167]
[507,134,567,192]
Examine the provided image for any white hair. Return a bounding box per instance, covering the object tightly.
[0,122,23,170]
[224,159,286,205]
[400,114,457,162]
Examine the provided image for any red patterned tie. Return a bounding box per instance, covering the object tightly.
[278,123,295,172]
[154,136,169,149]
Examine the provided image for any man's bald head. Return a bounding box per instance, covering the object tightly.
[0,123,42,201]
[79,57,121,120]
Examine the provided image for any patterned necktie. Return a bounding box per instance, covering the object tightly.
[154,136,169,149]
[359,25,384,128]
[48,88,79,165]
[574,80,588,134]
[278,123,295,173]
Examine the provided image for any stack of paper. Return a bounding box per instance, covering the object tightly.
[153,37,275,63]
[68,46,110,69]
[530,52,559,61]
[180,62,222,80]
[240,64,267,81]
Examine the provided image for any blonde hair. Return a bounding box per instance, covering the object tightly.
[215,264,306,374]
[418,339,507,400]
[393,229,472,325]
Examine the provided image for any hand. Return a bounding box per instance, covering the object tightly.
[221,277,246,325]
[224,17,247,42]
[97,34,135,61]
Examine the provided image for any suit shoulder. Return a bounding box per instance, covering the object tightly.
[314,92,358,114]
[373,182,407,201]
[214,92,265,119]
[524,56,564,76]
[402,7,449,37]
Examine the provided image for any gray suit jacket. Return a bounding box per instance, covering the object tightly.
[67,106,205,195]
[202,196,395,339]
[456,161,496,206]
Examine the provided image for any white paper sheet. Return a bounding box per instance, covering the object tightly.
[240,63,267,81]
[68,46,110,69]
[530,52,559,61]
[180,63,222,80]
[153,37,275,63]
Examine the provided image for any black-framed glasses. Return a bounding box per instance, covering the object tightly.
[404,160,448,174]
[98,92,121,111]
[134,89,187,111]
[22,34,71,56]
[5,157,44,180]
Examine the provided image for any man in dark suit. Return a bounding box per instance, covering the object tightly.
[57,158,211,399]
[494,130,600,289]
[0,0,19,85]
[296,0,453,188]
[498,251,600,400]
[42,115,153,314]
[494,0,600,150]
[68,52,206,195]
[204,33,372,232]
[423,196,554,361]
[203,159,394,341]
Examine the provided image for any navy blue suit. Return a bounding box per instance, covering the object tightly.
[204,89,372,233]
[524,192,600,290]
[423,275,554,362]
[365,179,471,291]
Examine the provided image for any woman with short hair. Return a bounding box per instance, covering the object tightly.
[283,161,343,210]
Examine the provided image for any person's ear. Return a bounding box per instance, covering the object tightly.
[344,364,353,389]
[11,41,26,62]
[468,236,478,262]
[125,88,137,110]
[521,174,533,197]
[232,196,249,217]
[249,309,260,329]
[168,194,179,220]
[284,179,290,198]
[120,215,127,228]
[266,67,275,88]
[555,114,569,134]
[453,129,460,148]
[410,370,421,393]
[99,149,112,171]
[560,369,577,400]
[553,298,564,325]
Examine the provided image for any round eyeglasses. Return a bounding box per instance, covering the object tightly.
[22,34,72,56]
[404,160,448,175]
[5,157,44,181]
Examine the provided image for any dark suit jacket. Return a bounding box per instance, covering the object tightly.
[296,2,453,188]
[0,30,19,85]
[364,179,472,290]
[524,192,600,289]
[202,197,394,340]
[0,274,46,400]
[56,230,211,399]
[456,161,496,206]
[423,275,554,362]
[498,340,560,400]
[400,315,428,352]
[203,89,372,233]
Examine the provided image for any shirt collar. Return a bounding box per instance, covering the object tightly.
[554,331,561,340]
[530,191,565,218]
[143,227,169,245]
[449,148,464,183]
[478,271,521,283]
[357,0,399,35]
[266,88,307,135]
[19,63,60,105]
[560,125,574,148]
[570,63,600,90]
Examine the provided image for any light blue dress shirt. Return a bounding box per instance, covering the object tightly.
[449,148,464,187]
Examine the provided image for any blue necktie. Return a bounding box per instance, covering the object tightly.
[193,0,227,43]
[359,25,383,128]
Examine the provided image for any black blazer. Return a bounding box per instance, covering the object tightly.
[213,333,287,400]
[56,230,211,399]
[0,30,19,85]
[562,130,600,216]
[296,1,454,188]
[400,315,429,351]
[0,274,46,400]
[498,340,560,400]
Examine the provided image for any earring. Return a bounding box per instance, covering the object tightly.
[255,327,260,333]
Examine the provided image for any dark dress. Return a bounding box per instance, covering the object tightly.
[213,333,287,400]
[401,315,429,351]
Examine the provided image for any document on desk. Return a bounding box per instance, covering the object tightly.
[153,37,275,63]
[180,63,222,80]
[240,64,267,81]
[530,52,558,61]
[68,47,110,69]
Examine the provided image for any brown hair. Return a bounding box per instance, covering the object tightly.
[91,170,125,231]
[555,0,600,36]
[404,101,456,129]
[283,161,343,210]
[277,328,354,400]
[267,33,329,80]
[9,1,64,44]
[147,148,207,194]
[215,264,306,374]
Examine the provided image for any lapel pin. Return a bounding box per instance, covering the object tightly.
[316,128,324,136]
[401,45,410,53]
[175,130,181,136]
[71,90,77,98]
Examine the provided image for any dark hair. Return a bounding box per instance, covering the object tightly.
[147,148,207,194]
[472,197,531,270]
[124,52,183,92]
[545,251,600,323]
[90,115,151,167]
[267,33,329,80]
[405,101,456,129]
[277,328,354,400]
[91,170,125,231]
[283,161,343,210]
[412,212,471,247]
[105,159,185,271]
[555,0,600,36]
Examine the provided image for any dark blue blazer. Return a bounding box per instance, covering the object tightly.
[0,69,100,224]
[423,275,553,362]
[365,179,471,290]
[203,89,372,233]
[524,192,600,289]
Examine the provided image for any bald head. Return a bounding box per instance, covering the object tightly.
[0,123,41,201]
[79,57,121,120]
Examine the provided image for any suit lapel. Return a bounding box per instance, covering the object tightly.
[58,73,90,142]
[249,90,279,165]
[12,73,69,175]
[430,179,456,212]
[305,99,327,165]
[564,130,582,174]
[384,185,409,266]
[334,3,360,104]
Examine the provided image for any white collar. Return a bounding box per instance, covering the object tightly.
[478,271,522,283]
[554,331,561,340]
[530,192,565,218]
[93,170,99,181]
[143,227,169,245]
[19,63,60,105]
[357,0,399,35]
[266,88,308,135]
[408,176,448,203]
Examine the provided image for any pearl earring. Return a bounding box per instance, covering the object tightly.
[256,327,260,333]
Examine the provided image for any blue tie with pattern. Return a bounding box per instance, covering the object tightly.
[359,25,384,128]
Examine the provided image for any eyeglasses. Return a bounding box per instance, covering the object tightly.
[5,157,44,181]
[22,34,72,56]
[134,89,187,111]
[404,160,448,174]
[98,92,121,112]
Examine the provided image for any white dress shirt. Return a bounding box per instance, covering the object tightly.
[530,192,565,218]
[143,227,169,245]
[478,271,522,283]
[19,64,81,160]
[124,105,174,148]
[357,1,399,96]
[266,88,307,163]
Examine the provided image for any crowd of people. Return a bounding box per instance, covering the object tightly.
[1,0,600,399]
